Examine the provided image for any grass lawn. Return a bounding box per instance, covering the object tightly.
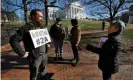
[2,22,25,28]
[79,29,133,48]
[60,19,110,31]
[2,19,132,31]
[79,32,107,48]
[122,29,133,40]
[1,19,110,30]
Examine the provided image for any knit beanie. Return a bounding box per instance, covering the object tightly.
[111,20,126,34]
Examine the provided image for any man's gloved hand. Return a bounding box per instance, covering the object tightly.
[47,44,50,48]
[86,43,93,50]
[22,52,29,60]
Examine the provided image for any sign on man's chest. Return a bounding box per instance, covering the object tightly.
[29,28,51,48]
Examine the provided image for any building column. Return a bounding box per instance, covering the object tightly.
[66,9,68,18]
[80,9,83,19]
[70,7,72,18]
[70,7,73,18]
[78,8,79,18]
[128,16,133,24]
[74,7,76,18]
[76,8,78,18]
[75,8,77,18]
[80,9,82,14]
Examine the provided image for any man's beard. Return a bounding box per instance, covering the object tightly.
[37,21,43,26]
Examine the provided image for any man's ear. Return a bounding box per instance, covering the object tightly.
[115,27,119,32]
[31,16,34,20]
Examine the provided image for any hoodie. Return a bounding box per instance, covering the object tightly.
[9,22,47,59]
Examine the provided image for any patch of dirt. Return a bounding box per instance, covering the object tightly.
[119,37,133,65]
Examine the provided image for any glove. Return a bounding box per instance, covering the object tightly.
[47,44,50,48]
[86,43,93,50]
[78,46,83,51]
[22,52,29,59]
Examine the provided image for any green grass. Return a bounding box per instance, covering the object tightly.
[3,22,25,28]
[79,20,108,30]
[60,19,110,31]
[123,29,133,40]
[3,19,133,31]
[79,29,133,47]
[79,32,107,47]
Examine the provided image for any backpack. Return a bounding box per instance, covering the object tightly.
[50,24,65,40]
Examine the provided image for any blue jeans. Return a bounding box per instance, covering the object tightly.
[53,39,64,57]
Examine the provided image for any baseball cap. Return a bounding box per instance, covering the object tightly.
[56,18,61,21]
[71,19,78,24]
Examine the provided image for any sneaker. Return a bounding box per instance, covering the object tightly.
[39,74,48,80]
[58,57,64,60]
[54,57,58,60]
[71,58,76,62]
[73,61,80,67]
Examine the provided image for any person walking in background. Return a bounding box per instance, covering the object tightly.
[50,18,65,60]
[70,19,81,67]
[86,21,126,80]
[102,21,105,31]
[9,9,48,80]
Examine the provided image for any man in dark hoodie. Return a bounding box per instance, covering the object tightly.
[9,9,48,80]
[50,18,65,60]
[86,21,125,80]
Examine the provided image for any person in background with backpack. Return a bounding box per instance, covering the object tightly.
[50,18,65,60]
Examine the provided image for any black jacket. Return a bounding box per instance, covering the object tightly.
[9,22,47,59]
[50,23,65,40]
[86,32,121,74]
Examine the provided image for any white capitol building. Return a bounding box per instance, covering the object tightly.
[45,1,86,19]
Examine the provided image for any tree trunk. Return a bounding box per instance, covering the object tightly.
[110,16,114,22]
[44,0,48,26]
[22,0,28,23]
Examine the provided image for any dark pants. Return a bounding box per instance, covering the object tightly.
[102,71,112,80]
[102,25,105,31]
[53,39,64,57]
[71,43,79,61]
[29,53,47,80]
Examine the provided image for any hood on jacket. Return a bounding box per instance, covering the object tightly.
[111,20,126,35]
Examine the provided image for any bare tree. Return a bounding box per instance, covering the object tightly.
[57,0,80,9]
[2,0,41,23]
[2,0,81,24]
[83,0,132,22]
[38,0,77,26]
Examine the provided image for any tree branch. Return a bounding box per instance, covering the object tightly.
[2,0,23,8]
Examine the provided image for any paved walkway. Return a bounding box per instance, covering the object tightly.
[1,43,133,80]
[1,27,133,80]
[1,43,100,80]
